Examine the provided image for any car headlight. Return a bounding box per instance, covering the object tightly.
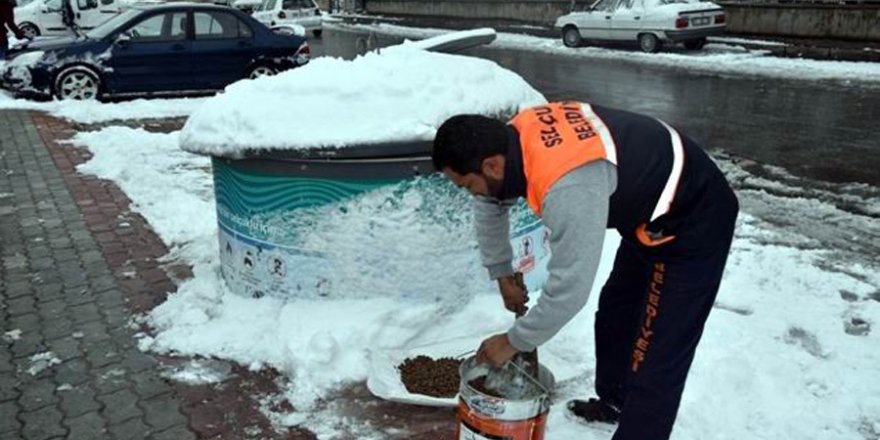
[6,51,45,69]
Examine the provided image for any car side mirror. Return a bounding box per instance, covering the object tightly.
[41,6,49,12]
[114,34,131,45]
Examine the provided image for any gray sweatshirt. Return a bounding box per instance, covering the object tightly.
[473,160,617,352]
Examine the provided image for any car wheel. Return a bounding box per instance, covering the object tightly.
[683,37,706,51]
[54,66,101,100]
[312,29,322,38]
[19,22,40,39]
[248,65,278,79]
[562,26,582,48]
[638,33,661,53]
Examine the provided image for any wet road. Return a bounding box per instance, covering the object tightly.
[311,28,880,188]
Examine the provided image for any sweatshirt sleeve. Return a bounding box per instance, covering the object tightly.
[472,196,516,280]
[507,160,617,352]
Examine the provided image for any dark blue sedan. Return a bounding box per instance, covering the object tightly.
[1,3,310,100]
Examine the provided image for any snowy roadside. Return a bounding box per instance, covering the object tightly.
[67,125,880,440]
[0,90,209,123]
[328,22,880,87]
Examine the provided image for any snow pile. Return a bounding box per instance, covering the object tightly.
[71,127,216,264]
[68,125,880,439]
[179,46,546,156]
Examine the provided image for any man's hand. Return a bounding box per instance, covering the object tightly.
[476,333,518,368]
[497,273,529,315]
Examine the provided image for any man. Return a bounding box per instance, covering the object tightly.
[0,0,25,59]
[432,101,738,440]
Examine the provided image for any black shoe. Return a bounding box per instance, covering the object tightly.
[567,398,620,424]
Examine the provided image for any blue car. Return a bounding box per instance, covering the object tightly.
[1,3,310,100]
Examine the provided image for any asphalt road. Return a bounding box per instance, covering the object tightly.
[311,28,880,188]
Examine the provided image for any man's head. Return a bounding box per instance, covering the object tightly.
[432,114,509,198]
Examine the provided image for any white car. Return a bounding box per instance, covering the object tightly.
[252,0,322,37]
[15,0,122,38]
[555,0,726,53]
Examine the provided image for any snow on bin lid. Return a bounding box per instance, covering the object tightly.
[179,30,546,158]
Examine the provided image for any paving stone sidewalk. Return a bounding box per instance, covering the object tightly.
[0,110,197,440]
[2,110,455,440]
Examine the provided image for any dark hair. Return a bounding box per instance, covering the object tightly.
[432,114,509,174]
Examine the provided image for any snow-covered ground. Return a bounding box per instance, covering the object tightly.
[329,23,880,86]
[67,123,880,440]
[0,91,208,123]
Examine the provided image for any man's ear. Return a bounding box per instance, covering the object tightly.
[480,154,505,180]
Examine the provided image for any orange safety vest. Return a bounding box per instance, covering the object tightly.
[510,101,619,216]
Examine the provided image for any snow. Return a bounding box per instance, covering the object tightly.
[330,23,880,86]
[27,352,62,375]
[179,45,545,156]
[2,329,22,342]
[160,359,233,385]
[710,36,787,47]
[0,91,210,123]
[68,124,880,439]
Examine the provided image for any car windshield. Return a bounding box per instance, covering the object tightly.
[255,0,274,11]
[86,9,140,39]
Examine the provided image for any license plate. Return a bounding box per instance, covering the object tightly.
[692,17,710,26]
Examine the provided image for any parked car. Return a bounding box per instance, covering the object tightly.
[15,0,123,38]
[555,0,726,53]
[231,0,262,14]
[1,3,310,100]
[252,0,322,37]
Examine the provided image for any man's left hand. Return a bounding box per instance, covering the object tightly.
[476,333,518,368]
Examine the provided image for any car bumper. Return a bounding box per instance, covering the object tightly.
[664,26,725,42]
[1,68,52,98]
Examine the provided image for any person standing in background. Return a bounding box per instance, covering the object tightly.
[0,0,25,59]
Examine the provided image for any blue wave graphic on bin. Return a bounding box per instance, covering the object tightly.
[213,158,396,239]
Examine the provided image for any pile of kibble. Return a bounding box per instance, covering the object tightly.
[398,355,462,398]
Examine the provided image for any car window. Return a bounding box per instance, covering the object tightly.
[44,0,62,13]
[619,0,636,9]
[260,0,276,11]
[592,0,620,11]
[194,11,249,40]
[77,0,98,11]
[123,12,188,43]
[100,0,113,5]
[239,18,253,38]
[86,7,138,38]
[282,0,313,9]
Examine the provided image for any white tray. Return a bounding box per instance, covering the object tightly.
[366,335,486,407]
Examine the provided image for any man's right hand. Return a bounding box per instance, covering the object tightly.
[497,272,529,316]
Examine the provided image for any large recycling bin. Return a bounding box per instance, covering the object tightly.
[179,29,552,299]
[212,141,549,300]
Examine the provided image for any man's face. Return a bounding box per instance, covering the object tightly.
[443,168,490,197]
[443,165,503,198]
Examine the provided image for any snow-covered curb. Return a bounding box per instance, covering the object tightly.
[329,22,880,87]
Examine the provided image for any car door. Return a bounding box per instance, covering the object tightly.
[190,10,257,89]
[608,0,645,41]
[577,0,616,40]
[37,0,69,35]
[106,11,192,94]
[73,0,120,30]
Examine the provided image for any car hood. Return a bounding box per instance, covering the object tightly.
[12,35,95,53]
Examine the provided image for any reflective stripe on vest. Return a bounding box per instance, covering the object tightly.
[512,102,618,216]
[651,119,685,222]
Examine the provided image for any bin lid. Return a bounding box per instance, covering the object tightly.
[180,29,546,160]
